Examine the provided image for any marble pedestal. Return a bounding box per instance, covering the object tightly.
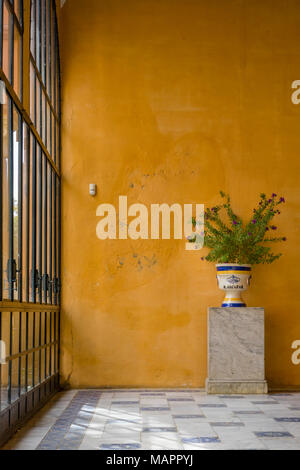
[206,307,268,394]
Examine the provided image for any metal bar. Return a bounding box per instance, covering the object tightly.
[0,0,61,424]
[8,310,12,403]
[17,112,23,401]
[53,309,56,374]
[7,338,58,361]
[48,0,51,100]
[0,300,59,311]
[57,185,61,375]
[0,69,61,177]
[8,97,13,300]
[53,174,56,304]
[20,0,23,101]
[52,2,56,115]
[0,74,3,302]
[38,147,42,302]
[49,304,51,376]
[0,310,2,405]
[48,165,52,304]
[31,136,36,303]
[9,0,14,84]
[38,0,41,72]
[43,150,47,303]
[57,179,61,306]
[18,309,21,397]
[44,309,47,378]
[25,125,29,396]
[38,310,41,388]
[35,0,40,73]
[4,0,23,33]
[32,310,35,387]
[17,112,22,301]
[44,92,47,149]
[42,0,46,85]
[0,372,59,416]
[29,55,58,123]
[24,311,28,393]
[25,125,30,302]
[34,65,36,129]
[0,0,3,69]
[53,105,56,164]
[39,73,42,139]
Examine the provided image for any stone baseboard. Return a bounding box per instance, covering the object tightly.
[206,379,268,394]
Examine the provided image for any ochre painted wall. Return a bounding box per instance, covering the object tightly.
[60,0,300,389]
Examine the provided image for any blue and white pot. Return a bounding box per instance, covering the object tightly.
[216,264,252,307]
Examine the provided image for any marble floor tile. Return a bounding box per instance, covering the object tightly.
[260,438,300,450]
[2,389,300,450]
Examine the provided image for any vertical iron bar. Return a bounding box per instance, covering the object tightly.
[58,181,60,305]
[25,127,29,401]
[0,0,3,69]
[48,0,51,100]
[38,310,41,390]
[18,113,22,301]
[31,135,37,394]
[18,309,21,399]
[25,127,30,302]
[53,173,56,304]
[32,310,35,388]
[0,284,1,408]
[17,113,23,404]
[31,138,36,303]
[20,0,23,101]
[24,311,28,395]
[52,4,56,115]
[38,0,41,72]
[49,309,51,377]
[39,80,42,137]
[38,147,42,302]
[8,98,13,300]
[44,310,47,378]
[43,152,47,303]
[9,3,14,85]
[42,0,46,85]
[48,170,52,376]
[0,75,3,302]
[49,165,52,304]
[8,311,12,403]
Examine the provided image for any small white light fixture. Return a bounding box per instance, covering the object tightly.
[89,184,97,196]
[0,340,6,364]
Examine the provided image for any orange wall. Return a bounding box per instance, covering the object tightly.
[60,0,300,389]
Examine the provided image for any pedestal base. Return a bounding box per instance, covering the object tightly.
[206,379,268,394]
[206,307,268,394]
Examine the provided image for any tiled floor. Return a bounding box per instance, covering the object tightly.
[2,389,300,450]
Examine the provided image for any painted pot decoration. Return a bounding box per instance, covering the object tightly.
[216,264,252,307]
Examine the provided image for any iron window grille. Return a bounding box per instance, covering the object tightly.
[0,0,61,445]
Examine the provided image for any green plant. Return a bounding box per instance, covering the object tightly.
[192,191,287,265]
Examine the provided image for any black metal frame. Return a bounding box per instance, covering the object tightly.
[0,0,61,446]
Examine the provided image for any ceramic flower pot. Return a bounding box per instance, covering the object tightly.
[216,264,252,307]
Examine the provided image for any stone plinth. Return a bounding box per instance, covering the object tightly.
[206,307,268,394]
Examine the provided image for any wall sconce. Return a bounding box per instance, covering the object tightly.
[89,184,97,196]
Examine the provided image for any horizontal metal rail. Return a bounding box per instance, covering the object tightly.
[6,339,59,361]
[0,301,60,311]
